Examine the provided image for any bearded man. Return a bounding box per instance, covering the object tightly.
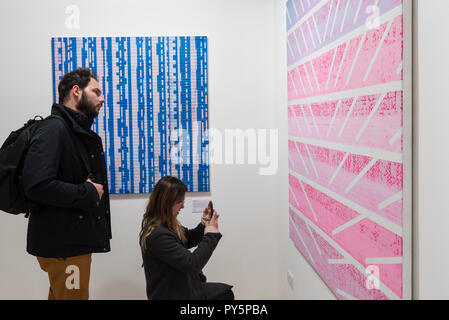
[22,68,112,300]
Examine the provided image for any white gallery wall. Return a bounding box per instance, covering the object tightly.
[0,0,284,300]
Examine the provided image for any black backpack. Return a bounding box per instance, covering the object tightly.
[0,114,92,216]
[0,115,62,215]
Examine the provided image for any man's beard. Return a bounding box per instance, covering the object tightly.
[76,91,99,118]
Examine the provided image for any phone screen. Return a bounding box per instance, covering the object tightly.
[208,201,213,219]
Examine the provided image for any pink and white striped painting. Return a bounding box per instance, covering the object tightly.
[287,0,405,300]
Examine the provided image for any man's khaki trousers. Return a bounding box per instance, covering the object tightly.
[36,253,92,300]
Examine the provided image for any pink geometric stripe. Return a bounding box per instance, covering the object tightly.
[288,91,403,153]
[333,218,403,297]
[289,211,393,300]
[290,182,402,285]
[289,174,317,222]
[310,228,345,260]
[290,212,310,258]
[290,208,403,298]
[287,0,323,33]
[289,174,361,233]
[374,263,403,299]
[289,141,403,226]
[291,175,403,266]
[287,0,403,65]
[288,16,403,101]
[365,15,404,84]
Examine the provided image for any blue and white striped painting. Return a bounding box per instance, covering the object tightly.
[51,36,209,194]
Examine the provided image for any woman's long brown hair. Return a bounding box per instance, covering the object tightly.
[139,176,188,251]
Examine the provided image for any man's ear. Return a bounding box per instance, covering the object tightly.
[71,85,81,100]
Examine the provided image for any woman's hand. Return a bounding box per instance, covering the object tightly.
[204,211,220,234]
[201,206,211,225]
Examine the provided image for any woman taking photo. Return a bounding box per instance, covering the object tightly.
[139,176,234,300]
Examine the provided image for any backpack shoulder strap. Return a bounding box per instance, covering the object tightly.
[46,115,92,175]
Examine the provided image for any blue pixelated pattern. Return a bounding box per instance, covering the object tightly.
[51,36,209,194]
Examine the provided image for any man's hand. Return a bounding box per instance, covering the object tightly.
[87,178,103,200]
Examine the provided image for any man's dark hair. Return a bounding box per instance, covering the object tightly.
[58,68,97,104]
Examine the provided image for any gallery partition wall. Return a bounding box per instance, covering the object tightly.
[286,0,412,300]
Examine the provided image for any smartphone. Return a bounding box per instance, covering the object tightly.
[208,201,214,220]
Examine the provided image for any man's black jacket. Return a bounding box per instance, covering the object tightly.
[22,103,112,258]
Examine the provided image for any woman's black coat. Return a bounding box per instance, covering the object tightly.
[142,223,225,300]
